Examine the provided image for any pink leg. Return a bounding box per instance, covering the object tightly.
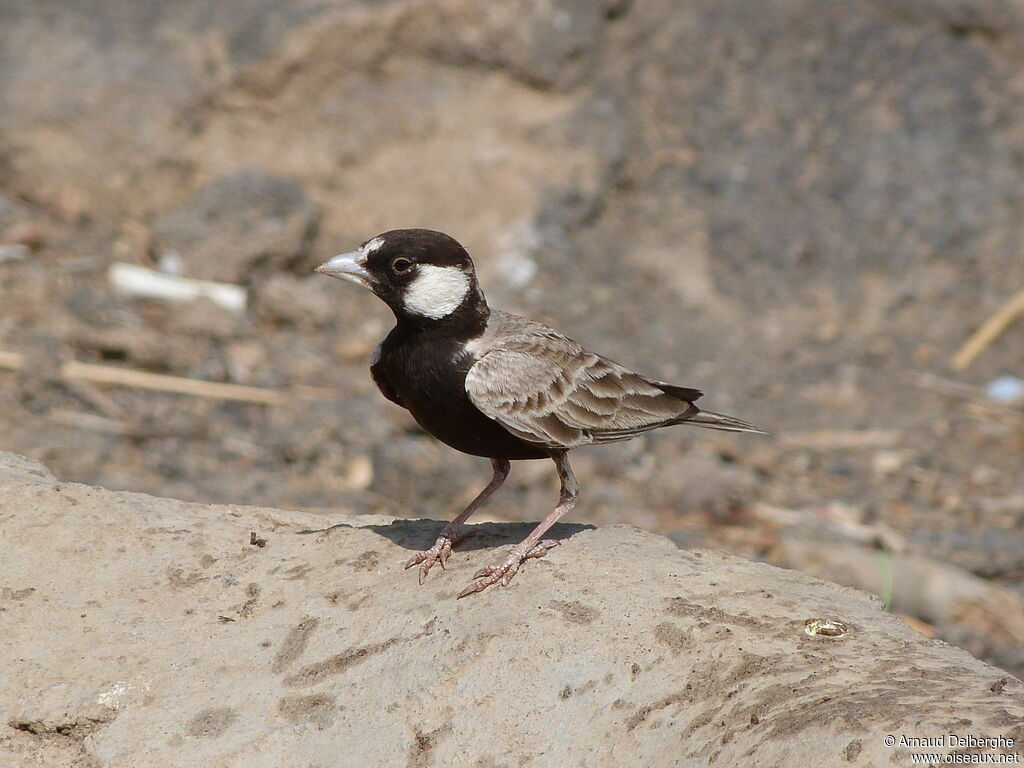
[457,452,578,598]
[404,458,510,584]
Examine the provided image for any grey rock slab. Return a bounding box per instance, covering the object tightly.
[0,451,1021,767]
[2,448,1024,765]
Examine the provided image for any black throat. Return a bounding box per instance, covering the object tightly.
[376,294,549,461]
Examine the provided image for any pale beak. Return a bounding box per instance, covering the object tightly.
[315,251,373,287]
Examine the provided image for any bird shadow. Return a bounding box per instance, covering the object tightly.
[293,518,594,552]
[366,519,595,553]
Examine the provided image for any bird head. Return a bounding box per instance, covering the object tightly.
[316,229,488,327]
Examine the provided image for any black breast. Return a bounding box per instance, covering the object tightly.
[377,329,549,461]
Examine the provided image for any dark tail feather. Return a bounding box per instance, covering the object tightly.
[679,409,768,435]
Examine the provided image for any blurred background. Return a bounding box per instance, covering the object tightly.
[1,0,1022,676]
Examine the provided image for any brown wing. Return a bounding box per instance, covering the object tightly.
[465,321,701,450]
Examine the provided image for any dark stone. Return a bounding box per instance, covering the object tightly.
[151,170,319,283]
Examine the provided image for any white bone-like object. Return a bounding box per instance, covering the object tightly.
[108,262,247,314]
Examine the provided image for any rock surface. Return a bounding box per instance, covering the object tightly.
[2,451,1021,768]
[150,170,319,283]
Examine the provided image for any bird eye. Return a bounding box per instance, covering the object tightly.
[391,258,413,274]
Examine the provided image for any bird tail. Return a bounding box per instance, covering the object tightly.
[679,409,768,435]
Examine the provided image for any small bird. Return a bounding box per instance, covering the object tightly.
[316,229,765,597]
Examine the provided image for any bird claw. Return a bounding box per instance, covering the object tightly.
[457,539,560,598]
[404,527,475,584]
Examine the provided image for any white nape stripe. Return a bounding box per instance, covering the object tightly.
[403,265,470,319]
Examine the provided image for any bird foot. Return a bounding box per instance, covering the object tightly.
[404,526,476,584]
[456,539,560,598]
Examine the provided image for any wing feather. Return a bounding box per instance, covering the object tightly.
[465,314,702,450]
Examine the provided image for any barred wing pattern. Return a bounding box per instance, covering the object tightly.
[464,315,701,450]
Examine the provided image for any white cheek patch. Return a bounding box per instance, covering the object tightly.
[403,265,471,319]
